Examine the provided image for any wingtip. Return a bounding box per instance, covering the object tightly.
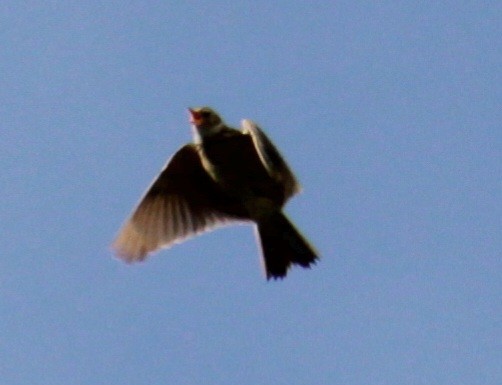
[110,240,149,264]
[240,119,253,134]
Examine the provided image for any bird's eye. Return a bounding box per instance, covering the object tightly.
[201,111,211,118]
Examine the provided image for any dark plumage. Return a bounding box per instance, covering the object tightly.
[112,107,318,279]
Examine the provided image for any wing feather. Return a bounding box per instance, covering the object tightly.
[113,144,246,262]
[241,119,301,200]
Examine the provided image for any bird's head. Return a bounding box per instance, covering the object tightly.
[188,107,225,140]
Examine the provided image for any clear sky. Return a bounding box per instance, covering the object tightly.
[1,1,500,384]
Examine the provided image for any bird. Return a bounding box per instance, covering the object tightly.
[112,107,318,279]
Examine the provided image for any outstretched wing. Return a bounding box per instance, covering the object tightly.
[241,119,301,200]
[112,144,246,262]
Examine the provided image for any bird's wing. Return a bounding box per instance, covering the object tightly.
[241,119,301,200]
[112,144,246,262]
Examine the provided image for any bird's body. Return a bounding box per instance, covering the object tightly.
[200,128,286,216]
[113,107,318,279]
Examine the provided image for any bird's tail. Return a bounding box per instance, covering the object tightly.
[256,211,318,279]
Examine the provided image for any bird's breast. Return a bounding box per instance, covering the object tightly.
[200,135,285,206]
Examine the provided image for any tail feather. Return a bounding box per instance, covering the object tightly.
[256,211,318,279]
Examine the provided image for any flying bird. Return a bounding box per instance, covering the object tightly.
[112,107,318,279]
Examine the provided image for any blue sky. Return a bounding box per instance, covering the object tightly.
[1,1,500,384]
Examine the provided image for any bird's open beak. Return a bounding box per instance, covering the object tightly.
[188,108,202,125]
